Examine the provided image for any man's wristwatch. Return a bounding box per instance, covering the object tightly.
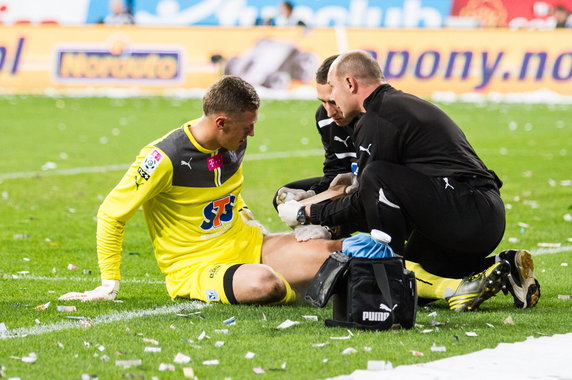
[296,206,309,225]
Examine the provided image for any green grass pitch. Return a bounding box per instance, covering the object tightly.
[1,95,571,379]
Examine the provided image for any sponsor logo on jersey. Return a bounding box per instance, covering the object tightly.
[207,153,224,171]
[208,264,222,279]
[206,289,219,302]
[334,135,351,148]
[134,149,164,189]
[359,143,372,155]
[140,149,163,175]
[180,157,192,170]
[200,194,236,230]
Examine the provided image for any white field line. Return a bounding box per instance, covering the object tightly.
[4,245,571,282]
[0,301,207,340]
[531,245,572,256]
[4,275,164,284]
[0,149,324,181]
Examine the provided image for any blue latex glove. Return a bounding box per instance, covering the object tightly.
[342,233,394,259]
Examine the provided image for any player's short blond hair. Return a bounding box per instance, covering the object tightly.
[334,50,385,83]
[203,76,260,117]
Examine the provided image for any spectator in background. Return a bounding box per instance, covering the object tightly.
[104,0,135,25]
[275,1,307,27]
[553,4,572,28]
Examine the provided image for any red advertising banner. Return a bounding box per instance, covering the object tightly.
[451,0,572,28]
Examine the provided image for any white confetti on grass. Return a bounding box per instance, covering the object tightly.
[276,319,299,329]
[115,359,142,369]
[174,353,191,364]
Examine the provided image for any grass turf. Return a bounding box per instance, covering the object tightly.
[1,96,571,379]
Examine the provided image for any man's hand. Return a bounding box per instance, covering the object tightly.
[58,279,120,301]
[331,173,358,194]
[277,200,303,227]
[294,225,332,241]
[240,207,269,235]
[276,187,316,205]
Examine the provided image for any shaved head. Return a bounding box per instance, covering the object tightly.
[327,50,386,119]
[332,50,385,84]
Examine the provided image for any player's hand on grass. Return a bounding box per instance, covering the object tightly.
[58,279,120,301]
[276,187,316,205]
[277,200,303,227]
[331,173,358,194]
[294,225,332,241]
[239,207,269,235]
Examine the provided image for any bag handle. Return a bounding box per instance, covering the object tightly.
[372,262,394,308]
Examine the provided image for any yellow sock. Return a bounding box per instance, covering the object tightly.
[271,273,297,305]
[405,261,462,300]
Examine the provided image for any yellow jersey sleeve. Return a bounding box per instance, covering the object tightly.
[97,146,172,280]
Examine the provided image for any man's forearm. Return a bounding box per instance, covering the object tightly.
[309,192,363,227]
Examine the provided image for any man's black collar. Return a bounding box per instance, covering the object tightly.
[363,84,392,110]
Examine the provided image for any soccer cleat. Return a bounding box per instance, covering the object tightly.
[445,260,510,312]
[498,249,541,308]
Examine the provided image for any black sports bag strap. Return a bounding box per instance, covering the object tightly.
[372,262,394,308]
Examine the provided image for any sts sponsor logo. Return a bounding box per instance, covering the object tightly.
[200,194,236,230]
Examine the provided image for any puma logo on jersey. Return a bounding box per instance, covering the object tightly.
[180,157,192,170]
[334,135,351,148]
[134,175,145,190]
[443,177,455,190]
[359,144,372,155]
[200,194,236,230]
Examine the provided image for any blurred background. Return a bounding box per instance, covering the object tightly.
[1,0,571,100]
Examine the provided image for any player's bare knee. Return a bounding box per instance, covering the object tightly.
[248,267,285,302]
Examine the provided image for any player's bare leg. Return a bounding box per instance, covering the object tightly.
[231,263,289,304]
[261,233,342,293]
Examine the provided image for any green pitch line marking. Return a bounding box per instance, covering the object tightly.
[0,301,207,340]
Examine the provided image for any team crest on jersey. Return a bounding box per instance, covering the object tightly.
[200,194,236,230]
[140,149,164,178]
[134,149,164,189]
[206,289,219,302]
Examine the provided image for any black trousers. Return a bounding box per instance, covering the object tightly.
[359,161,505,278]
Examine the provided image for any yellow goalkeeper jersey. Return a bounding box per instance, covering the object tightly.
[96,120,251,280]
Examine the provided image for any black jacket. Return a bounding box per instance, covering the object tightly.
[309,105,357,194]
[310,84,501,226]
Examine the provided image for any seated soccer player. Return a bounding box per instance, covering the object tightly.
[59,75,342,305]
